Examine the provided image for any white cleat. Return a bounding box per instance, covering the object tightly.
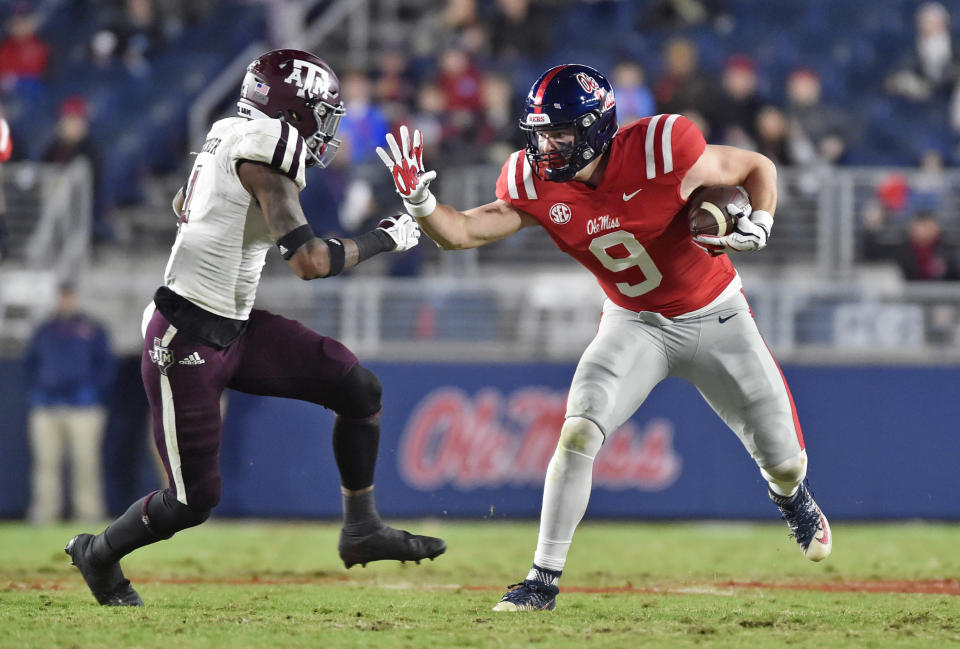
[769,482,832,562]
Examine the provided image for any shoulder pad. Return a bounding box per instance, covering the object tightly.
[233,119,307,190]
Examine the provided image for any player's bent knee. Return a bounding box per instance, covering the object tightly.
[760,450,808,488]
[558,417,605,458]
[144,489,211,539]
[329,364,382,419]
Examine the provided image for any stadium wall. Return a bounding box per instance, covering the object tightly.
[0,359,955,520]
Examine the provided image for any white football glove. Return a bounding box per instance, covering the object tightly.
[693,205,774,255]
[377,214,421,252]
[375,125,438,217]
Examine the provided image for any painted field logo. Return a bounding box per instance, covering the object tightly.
[399,387,681,491]
[549,203,572,225]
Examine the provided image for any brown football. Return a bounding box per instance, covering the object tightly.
[687,185,750,237]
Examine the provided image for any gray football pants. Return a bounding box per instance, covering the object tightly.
[566,291,805,469]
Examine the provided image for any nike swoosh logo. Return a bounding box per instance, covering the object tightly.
[816,515,830,545]
[718,313,738,324]
[622,188,643,201]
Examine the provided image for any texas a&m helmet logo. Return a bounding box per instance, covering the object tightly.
[549,202,572,225]
[283,59,333,100]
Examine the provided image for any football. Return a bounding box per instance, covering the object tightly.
[687,185,750,237]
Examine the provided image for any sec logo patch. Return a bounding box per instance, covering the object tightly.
[549,203,572,225]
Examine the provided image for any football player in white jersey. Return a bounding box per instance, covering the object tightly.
[64,49,445,607]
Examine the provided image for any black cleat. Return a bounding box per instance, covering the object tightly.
[65,534,144,606]
[338,525,446,569]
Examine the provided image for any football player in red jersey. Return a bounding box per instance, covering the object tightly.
[379,63,831,612]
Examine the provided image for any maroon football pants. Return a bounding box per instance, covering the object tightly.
[141,308,359,510]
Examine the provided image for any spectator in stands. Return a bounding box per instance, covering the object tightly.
[911,147,949,216]
[753,105,794,167]
[654,36,720,127]
[436,46,484,115]
[374,46,416,124]
[435,46,485,158]
[90,0,165,77]
[887,2,959,103]
[409,82,451,167]
[488,0,552,62]
[444,0,479,34]
[337,70,391,166]
[0,5,49,101]
[712,54,763,148]
[610,59,655,126]
[785,67,849,167]
[0,111,11,263]
[475,72,522,164]
[43,96,110,245]
[898,210,960,280]
[643,0,727,30]
[23,282,114,525]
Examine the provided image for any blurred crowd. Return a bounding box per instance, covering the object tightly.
[0,0,960,279]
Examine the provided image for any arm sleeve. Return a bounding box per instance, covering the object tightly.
[232,119,307,191]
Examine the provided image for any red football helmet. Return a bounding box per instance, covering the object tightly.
[237,48,345,168]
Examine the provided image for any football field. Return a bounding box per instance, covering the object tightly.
[2,520,958,649]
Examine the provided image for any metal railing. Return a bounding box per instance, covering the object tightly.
[0,161,92,354]
[5,164,960,364]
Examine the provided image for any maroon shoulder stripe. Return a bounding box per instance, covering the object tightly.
[286,130,303,181]
[270,123,290,170]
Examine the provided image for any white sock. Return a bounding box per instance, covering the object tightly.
[532,419,603,572]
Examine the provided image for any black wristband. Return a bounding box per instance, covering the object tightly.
[354,229,395,263]
[324,238,346,276]
[276,224,315,260]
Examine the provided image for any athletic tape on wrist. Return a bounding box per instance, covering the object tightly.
[403,191,437,218]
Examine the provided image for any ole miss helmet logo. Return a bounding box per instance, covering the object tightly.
[576,73,600,94]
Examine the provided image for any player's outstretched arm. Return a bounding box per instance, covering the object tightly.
[238,160,419,279]
[376,125,534,249]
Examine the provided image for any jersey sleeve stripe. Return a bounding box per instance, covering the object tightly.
[507,150,520,199]
[269,123,288,170]
[521,153,537,199]
[0,118,9,155]
[286,129,303,181]
[661,114,680,175]
[280,123,298,173]
[644,114,663,179]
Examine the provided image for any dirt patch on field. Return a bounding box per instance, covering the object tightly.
[10,578,960,596]
[722,579,960,595]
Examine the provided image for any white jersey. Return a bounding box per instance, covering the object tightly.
[163,117,307,320]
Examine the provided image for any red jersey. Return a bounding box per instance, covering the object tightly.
[495,114,737,317]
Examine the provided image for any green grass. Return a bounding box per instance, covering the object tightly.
[2,520,959,648]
